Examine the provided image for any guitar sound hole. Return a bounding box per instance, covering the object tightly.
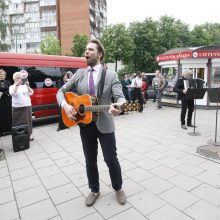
[78,105,85,115]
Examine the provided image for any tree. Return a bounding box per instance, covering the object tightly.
[71,33,88,57]
[191,23,220,46]
[0,1,9,51]
[101,24,134,72]
[128,18,161,72]
[40,35,61,55]
[158,16,191,52]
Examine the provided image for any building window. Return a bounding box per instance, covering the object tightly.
[211,66,220,88]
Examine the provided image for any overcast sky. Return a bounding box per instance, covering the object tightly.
[107,0,220,29]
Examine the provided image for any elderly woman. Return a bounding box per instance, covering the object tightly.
[9,71,34,141]
[0,69,12,136]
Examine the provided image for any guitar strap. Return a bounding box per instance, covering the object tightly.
[97,68,106,101]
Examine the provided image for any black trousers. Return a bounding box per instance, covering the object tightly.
[79,122,122,193]
[181,99,194,125]
[132,88,144,112]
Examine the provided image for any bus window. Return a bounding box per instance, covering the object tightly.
[0,52,87,120]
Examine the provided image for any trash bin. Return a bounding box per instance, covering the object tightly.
[11,125,30,152]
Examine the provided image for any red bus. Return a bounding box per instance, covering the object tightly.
[0,52,87,120]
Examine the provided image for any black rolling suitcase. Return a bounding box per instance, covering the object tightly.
[11,125,30,152]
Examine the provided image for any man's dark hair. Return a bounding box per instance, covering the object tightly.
[90,39,105,61]
[137,71,141,76]
[61,72,67,80]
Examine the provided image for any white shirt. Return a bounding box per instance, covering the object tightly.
[9,85,32,107]
[131,76,142,87]
[88,63,101,91]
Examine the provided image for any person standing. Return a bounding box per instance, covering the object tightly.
[0,69,12,136]
[130,71,144,112]
[56,72,72,131]
[141,73,148,104]
[152,70,165,110]
[121,74,131,102]
[173,69,195,129]
[57,39,127,206]
[9,71,34,140]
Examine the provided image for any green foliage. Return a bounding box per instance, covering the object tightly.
[129,18,161,72]
[40,35,62,55]
[117,65,135,80]
[71,33,88,57]
[158,15,192,51]
[101,23,134,71]
[101,16,220,74]
[0,1,9,51]
[191,23,220,46]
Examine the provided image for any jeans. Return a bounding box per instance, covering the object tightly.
[156,89,163,108]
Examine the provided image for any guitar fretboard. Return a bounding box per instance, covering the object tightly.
[84,105,113,112]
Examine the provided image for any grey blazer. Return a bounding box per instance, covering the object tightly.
[56,67,126,133]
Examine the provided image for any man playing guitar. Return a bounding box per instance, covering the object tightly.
[56,39,127,207]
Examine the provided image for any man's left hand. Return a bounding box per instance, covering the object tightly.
[108,103,121,116]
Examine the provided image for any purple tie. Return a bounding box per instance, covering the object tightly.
[89,68,95,95]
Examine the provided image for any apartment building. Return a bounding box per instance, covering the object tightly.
[4,0,107,54]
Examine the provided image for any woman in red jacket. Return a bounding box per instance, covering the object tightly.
[141,74,148,104]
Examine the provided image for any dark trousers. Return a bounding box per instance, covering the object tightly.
[80,122,122,193]
[57,107,67,130]
[132,88,144,112]
[181,99,194,125]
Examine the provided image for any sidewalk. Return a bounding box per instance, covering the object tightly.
[0,102,220,220]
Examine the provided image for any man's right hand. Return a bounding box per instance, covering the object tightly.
[183,89,187,94]
[63,103,77,121]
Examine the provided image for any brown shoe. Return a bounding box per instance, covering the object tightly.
[30,135,34,141]
[181,125,187,129]
[85,192,100,207]
[116,190,126,205]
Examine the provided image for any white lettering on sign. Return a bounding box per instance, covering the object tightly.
[156,52,192,62]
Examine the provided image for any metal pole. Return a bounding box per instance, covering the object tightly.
[215,96,219,143]
[193,98,196,134]
[13,17,30,53]
[15,33,17,53]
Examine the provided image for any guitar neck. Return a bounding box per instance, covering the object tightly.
[84,105,112,112]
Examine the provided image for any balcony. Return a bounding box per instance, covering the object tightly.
[8,8,24,15]
[40,20,57,28]
[40,0,56,6]
[23,0,39,3]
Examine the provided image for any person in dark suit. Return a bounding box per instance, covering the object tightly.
[57,39,127,206]
[173,70,195,129]
[0,69,12,136]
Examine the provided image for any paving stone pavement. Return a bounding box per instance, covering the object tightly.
[0,102,220,220]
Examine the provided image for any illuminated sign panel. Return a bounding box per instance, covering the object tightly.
[192,50,220,58]
[156,52,192,62]
[156,50,220,62]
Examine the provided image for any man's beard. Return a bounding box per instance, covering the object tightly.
[86,57,98,67]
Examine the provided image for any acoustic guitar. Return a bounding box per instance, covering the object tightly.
[61,92,140,127]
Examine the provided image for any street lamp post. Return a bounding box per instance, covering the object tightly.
[13,17,30,53]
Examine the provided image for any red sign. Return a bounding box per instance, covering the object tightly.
[156,52,192,62]
[192,50,220,58]
[44,78,52,87]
